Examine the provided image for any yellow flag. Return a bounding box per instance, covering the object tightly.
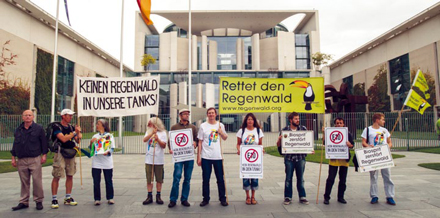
[219,77,325,114]
[412,70,430,99]
[403,89,431,115]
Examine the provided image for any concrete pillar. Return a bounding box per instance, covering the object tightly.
[205,83,215,108]
[179,81,187,105]
[192,35,198,70]
[170,83,178,127]
[271,113,279,132]
[252,33,260,70]
[236,38,243,70]
[209,41,218,70]
[196,83,203,126]
[277,31,295,71]
[322,66,331,85]
[280,113,287,130]
[202,35,208,70]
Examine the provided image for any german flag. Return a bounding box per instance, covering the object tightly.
[137,0,153,25]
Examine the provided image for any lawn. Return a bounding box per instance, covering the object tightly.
[265,146,405,166]
[418,163,440,171]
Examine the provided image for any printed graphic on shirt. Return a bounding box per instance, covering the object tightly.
[373,131,385,146]
[244,134,255,145]
[208,129,218,146]
[148,136,157,151]
[94,134,112,155]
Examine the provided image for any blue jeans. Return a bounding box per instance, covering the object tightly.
[243,179,259,190]
[92,168,114,201]
[284,159,306,199]
[169,160,194,202]
[201,158,226,202]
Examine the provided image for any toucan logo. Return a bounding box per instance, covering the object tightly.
[290,80,315,111]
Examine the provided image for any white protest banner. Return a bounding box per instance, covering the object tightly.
[355,145,395,173]
[169,129,194,163]
[77,76,160,117]
[281,131,314,154]
[240,146,263,179]
[325,127,349,159]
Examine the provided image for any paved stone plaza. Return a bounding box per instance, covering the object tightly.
[1,151,440,218]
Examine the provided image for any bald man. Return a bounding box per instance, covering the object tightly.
[11,110,48,211]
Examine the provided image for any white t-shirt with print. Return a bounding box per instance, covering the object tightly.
[361,126,390,146]
[144,130,167,165]
[236,128,264,145]
[198,122,225,160]
[91,133,115,169]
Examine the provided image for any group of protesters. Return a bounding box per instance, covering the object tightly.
[10,107,396,211]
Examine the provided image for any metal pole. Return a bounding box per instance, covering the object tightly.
[406,118,409,151]
[50,0,61,122]
[119,0,125,153]
[188,0,192,121]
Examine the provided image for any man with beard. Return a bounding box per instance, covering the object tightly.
[276,112,309,205]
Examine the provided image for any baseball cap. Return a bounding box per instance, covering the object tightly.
[60,109,75,116]
[179,109,190,114]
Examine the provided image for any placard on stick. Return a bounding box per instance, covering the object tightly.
[169,129,194,163]
[240,146,263,179]
[325,127,349,159]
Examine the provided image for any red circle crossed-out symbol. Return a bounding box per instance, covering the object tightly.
[330,131,343,144]
[175,133,189,147]
[245,149,259,163]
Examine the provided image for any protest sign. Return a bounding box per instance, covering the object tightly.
[77,76,160,117]
[219,77,324,114]
[169,129,194,163]
[355,145,395,173]
[240,146,263,179]
[325,127,349,159]
[281,131,314,154]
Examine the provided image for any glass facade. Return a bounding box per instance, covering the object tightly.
[56,56,74,111]
[295,34,310,69]
[207,37,252,70]
[389,54,410,110]
[264,24,289,38]
[144,35,159,71]
[342,75,353,94]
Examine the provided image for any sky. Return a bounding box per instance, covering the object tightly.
[30,0,440,70]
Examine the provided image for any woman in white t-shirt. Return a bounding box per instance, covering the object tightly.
[197,107,229,207]
[236,113,264,205]
[142,117,167,205]
[89,119,115,205]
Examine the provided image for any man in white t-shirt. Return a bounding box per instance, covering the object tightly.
[142,117,167,205]
[197,107,228,207]
[361,113,395,206]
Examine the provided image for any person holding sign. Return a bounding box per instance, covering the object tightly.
[142,117,167,205]
[88,119,115,205]
[168,109,198,208]
[323,118,354,205]
[197,107,229,207]
[361,113,396,205]
[276,112,310,205]
[236,113,264,205]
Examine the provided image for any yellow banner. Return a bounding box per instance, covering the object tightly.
[219,77,325,114]
[403,89,431,115]
[412,70,430,99]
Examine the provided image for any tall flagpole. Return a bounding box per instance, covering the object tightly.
[119,0,125,151]
[188,0,192,121]
[50,0,61,122]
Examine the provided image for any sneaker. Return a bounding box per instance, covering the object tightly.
[300,198,309,205]
[94,200,101,206]
[143,195,153,205]
[181,200,190,207]
[323,199,329,205]
[386,197,396,205]
[168,201,176,208]
[283,198,291,205]
[12,203,29,211]
[64,197,78,206]
[51,200,59,209]
[199,201,209,207]
[108,199,115,205]
[370,197,379,204]
[156,194,164,205]
[36,202,43,210]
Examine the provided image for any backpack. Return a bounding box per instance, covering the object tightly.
[45,122,63,152]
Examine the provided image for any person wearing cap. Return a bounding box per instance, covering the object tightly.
[10,110,48,211]
[50,109,82,209]
[167,108,198,208]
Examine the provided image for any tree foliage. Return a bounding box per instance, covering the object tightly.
[35,49,55,115]
[311,52,333,70]
[141,54,156,72]
[353,82,366,112]
[367,65,391,112]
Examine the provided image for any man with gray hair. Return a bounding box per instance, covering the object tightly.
[11,110,48,211]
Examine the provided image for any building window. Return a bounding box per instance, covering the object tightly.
[56,56,74,111]
[389,54,410,110]
[144,35,160,70]
[208,36,252,70]
[295,34,310,69]
[342,75,353,94]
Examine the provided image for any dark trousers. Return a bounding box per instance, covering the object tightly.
[324,165,348,200]
[92,168,114,201]
[201,158,226,202]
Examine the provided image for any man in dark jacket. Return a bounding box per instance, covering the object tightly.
[11,110,48,211]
